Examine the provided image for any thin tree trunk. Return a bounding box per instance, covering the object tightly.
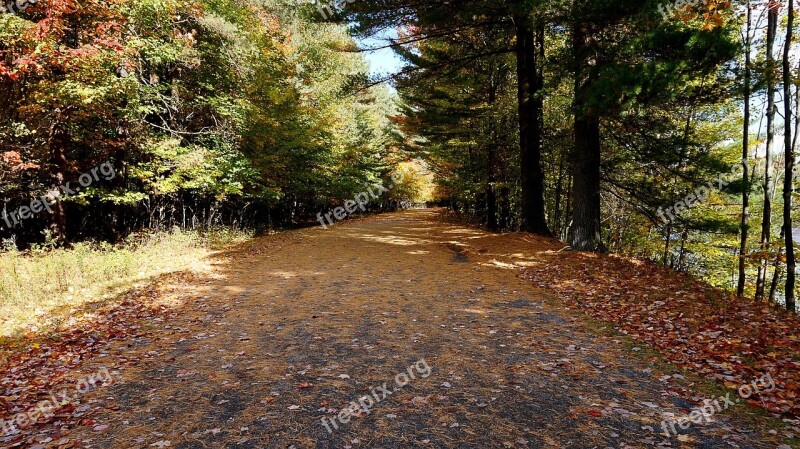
[476,191,486,225]
[678,230,689,272]
[783,0,796,312]
[738,1,752,297]
[757,2,778,300]
[553,150,565,234]
[487,81,499,231]
[564,172,573,240]
[515,16,550,235]
[500,186,511,230]
[48,118,69,246]
[486,179,498,231]
[769,227,785,303]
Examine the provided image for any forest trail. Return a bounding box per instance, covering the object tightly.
[52,209,781,448]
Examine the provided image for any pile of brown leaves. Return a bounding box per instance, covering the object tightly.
[521,249,800,418]
[0,275,192,448]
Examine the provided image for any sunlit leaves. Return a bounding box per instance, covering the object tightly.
[669,0,733,31]
[0,0,399,244]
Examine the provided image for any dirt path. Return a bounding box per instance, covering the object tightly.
[62,210,784,448]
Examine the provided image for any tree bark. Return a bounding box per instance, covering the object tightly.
[571,110,603,251]
[738,1,752,297]
[48,114,69,246]
[769,227,785,303]
[564,168,573,241]
[515,15,550,235]
[678,229,689,272]
[757,2,777,300]
[553,149,565,235]
[500,186,511,230]
[570,15,603,251]
[486,181,498,231]
[487,80,499,231]
[783,0,796,312]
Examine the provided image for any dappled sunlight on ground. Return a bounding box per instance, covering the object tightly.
[349,232,433,246]
[0,209,793,448]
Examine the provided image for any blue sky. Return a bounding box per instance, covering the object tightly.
[357,31,405,77]
[363,45,404,76]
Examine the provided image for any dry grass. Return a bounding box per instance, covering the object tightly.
[0,228,252,338]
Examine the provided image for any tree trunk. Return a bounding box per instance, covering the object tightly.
[553,150,565,235]
[678,230,689,272]
[571,111,603,251]
[515,15,550,235]
[486,184,498,231]
[783,0,796,312]
[500,186,511,230]
[564,172,573,241]
[570,17,603,251]
[487,82,499,231]
[48,118,69,246]
[769,227,785,303]
[476,191,486,224]
[738,1,752,297]
[757,2,777,300]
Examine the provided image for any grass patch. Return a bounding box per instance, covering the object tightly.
[0,227,252,338]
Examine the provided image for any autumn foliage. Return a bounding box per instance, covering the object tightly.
[0,0,402,247]
[523,247,800,418]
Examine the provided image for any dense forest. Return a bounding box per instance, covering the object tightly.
[342,0,799,310]
[0,0,427,245]
[1,0,800,310]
